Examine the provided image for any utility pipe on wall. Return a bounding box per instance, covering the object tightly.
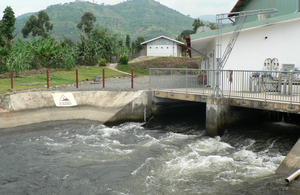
[295,0,300,12]
[285,169,300,183]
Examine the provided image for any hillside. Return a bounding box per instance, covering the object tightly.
[14,0,194,43]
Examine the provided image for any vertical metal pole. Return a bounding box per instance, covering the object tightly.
[290,73,293,106]
[10,69,13,89]
[157,69,159,91]
[242,71,244,100]
[215,15,222,97]
[149,69,152,89]
[103,68,105,88]
[47,69,49,89]
[76,68,78,88]
[131,68,133,89]
[202,70,204,95]
[186,69,188,94]
[171,69,173,92]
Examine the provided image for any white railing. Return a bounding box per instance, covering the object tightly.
[149,68,300,105]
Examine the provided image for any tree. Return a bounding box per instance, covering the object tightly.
[192,18,204,34]
[21,11,53,38]
[134,36,145,53]
[176,35,183,42]
[207,22,217,30]
[131,41,135,53]
[0,22,4,47]
[0,6,16,47]
[180,30,193,40]
[125,34,130,48]
[77,12,96,34]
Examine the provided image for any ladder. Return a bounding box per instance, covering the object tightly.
[216,8,278,70]
[214,8,277,97]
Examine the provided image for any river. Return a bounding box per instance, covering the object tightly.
[1,105,300,194]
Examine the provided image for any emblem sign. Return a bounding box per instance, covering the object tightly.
[53,93,77,107]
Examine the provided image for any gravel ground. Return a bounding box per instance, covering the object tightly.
[52,75,152,92]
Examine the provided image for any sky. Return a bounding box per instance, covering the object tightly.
[0,0,238,19]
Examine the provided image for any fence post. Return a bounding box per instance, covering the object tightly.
[103,68,105,88]
[131,68,133,89]
[10,69,13,89]
[47,69,49,89]
[76,68,78,88]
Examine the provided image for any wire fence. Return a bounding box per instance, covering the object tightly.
[149,68,300,105]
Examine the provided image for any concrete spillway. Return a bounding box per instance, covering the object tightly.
[0,91,152,130]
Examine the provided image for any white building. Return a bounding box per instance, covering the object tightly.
[141,36,187,57]
[190,0,300,72]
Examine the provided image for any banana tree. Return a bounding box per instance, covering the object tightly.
[6,39,30,75]
[27,36,54,69]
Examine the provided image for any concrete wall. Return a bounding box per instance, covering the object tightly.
[0,91,152,130]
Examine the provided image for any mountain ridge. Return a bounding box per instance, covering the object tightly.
[13,0,195,43]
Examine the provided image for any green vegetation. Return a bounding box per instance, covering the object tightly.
[118,64,149,75]
[13,0,194,42]
[77,11,96,34]
[21,11,53,38]
[118,56,201,75]
[118,55,129,65]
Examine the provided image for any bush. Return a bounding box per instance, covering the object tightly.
[98,58,107,66]
[119,55,129,65]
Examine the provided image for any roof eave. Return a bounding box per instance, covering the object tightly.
[228,0,247,17]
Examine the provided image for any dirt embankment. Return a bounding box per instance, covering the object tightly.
[127,56,201,70]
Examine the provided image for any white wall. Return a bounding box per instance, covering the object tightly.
[191,18,300,91]
[221,18,300,71]
[146,39,180,57]
[193,18,300,71]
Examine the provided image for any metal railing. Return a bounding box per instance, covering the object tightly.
[149,68,300,105]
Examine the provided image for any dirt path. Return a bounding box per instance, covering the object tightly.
[106,63,130,75]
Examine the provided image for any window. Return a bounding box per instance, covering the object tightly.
[161,47,163,49]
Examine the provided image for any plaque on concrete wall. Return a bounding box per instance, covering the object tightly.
[53,93,77,107]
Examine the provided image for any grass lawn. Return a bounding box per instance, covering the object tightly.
[118,65,149,75]
[0,67,126,94]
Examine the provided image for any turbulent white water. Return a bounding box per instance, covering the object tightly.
[0,121,300,194]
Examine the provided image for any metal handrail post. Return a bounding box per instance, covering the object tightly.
[203,70,205,95]
[290,72,294,106]
[171,69,173,92]
[149,69,152,89]
[241,71,244,100]
[157,69,159,91]
[186,69,188,94]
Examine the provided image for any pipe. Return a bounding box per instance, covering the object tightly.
[283,79,287,95]
[285,169,300,183]
[295,0,300,13]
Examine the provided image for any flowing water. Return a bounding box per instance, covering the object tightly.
[1,106,300,194]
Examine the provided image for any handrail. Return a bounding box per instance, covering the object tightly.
[149,68,300,105]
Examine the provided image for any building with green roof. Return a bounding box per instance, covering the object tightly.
[191,0,300,76]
